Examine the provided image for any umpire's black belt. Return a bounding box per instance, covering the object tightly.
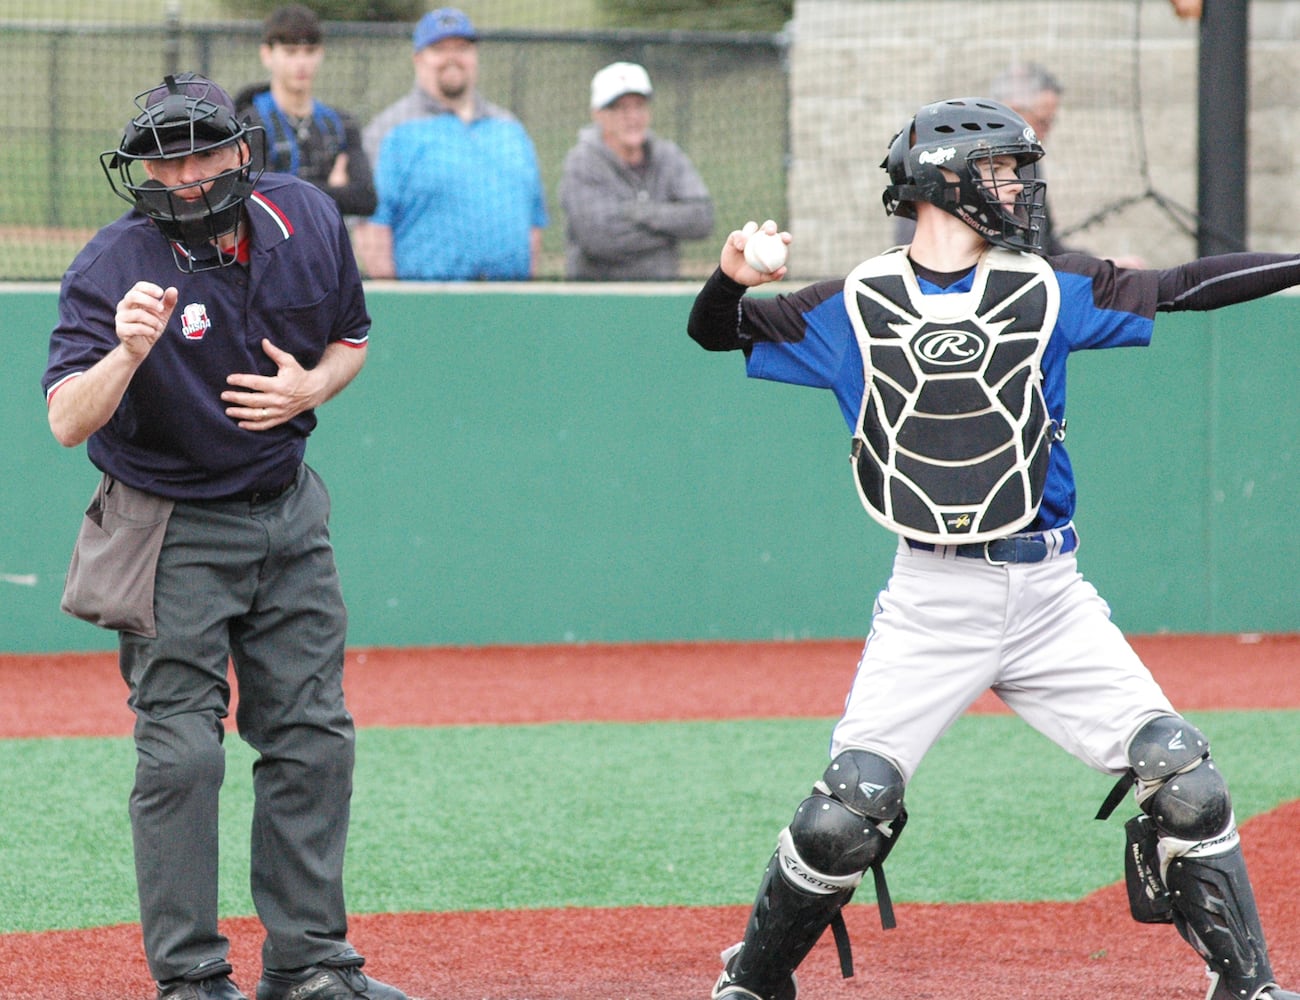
[186,469,300,506]
[905,525,1078,565]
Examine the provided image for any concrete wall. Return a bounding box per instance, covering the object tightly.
[787,0,1300,276]
[4,286,1297,654]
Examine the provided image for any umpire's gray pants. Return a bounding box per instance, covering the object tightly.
[118,465,355,982]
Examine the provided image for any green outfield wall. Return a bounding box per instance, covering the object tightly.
[4,286,1297,653]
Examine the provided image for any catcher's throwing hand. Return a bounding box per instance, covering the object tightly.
[223,338,319,430]
[722,219,791,287]
[115,281,178,360]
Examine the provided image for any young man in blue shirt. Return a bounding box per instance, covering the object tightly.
[235,5,376,218]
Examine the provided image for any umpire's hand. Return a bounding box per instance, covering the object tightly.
[115,281,178,359]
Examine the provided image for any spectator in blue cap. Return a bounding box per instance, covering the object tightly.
[412,6,477,51]
[356,7,548,280]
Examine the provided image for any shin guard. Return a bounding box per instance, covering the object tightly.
[1166,845,1278,1000]
[714,849,854,1000]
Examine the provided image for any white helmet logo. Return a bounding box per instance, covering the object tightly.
[917,145,957,166]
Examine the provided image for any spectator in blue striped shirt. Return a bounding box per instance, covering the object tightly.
[355,8,548,281]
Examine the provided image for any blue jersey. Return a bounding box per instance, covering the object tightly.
[234,85,377,218]
[371,108,548,281]
[736,254,1164,531]
[690,249,1300,533]
[44,173,370,500]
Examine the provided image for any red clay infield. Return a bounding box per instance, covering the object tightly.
[3,633,1299,738]
[1,634,1297,1000]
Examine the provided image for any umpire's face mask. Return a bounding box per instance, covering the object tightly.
[132,147,254,271]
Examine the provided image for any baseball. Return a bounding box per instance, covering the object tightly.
[743,224,788,274]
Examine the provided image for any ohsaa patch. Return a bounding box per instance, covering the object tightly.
[180,303,212,340]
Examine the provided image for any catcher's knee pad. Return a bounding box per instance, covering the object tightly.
[785,749,906,882]
[1128,715,1232,841]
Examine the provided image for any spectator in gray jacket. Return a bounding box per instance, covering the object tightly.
[558,62,714,280]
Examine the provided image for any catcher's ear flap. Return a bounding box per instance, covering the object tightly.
[881,124,911,171]
[881,123,919,220]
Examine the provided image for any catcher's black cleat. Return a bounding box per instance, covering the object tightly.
[712,972,796,1000]
[712,967,790,998]
[255,962,407,1000]
[1206,976,1300,1000]
[711,944,797,1000]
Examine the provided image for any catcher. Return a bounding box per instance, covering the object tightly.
[688,95,1299,1000]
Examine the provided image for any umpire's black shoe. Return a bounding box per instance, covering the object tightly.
[255,962,407,1000]
[157,962,248,1000]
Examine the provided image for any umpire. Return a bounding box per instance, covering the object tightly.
[43,73,405,1000]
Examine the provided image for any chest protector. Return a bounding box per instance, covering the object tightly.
[845,247,1060,544]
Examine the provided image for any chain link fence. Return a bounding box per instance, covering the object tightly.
[0,7,787,280]
[6,1,1300,282]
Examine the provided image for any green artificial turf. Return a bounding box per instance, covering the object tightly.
[2,711,1296,933]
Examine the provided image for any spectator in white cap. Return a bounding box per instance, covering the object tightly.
[355,7,548,280]
[558,60,714,280]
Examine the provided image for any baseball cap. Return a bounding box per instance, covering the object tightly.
[590,62,653,110]
[112,73,242,165]
[413,8,477,51]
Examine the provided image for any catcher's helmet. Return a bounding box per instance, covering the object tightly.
[100,73,265,271]
[881,97,1047,253]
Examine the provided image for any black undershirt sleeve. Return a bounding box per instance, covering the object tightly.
[687,267,750,352]
[1155,252,1300,311]
[687,252,1300,351]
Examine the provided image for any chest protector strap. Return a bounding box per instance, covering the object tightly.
[846,247,1060,543]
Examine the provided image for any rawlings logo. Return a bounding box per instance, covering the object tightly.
[917,145,956,166]
[914,329,985,365]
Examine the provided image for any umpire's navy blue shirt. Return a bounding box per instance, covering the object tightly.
[45,173,369,500]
